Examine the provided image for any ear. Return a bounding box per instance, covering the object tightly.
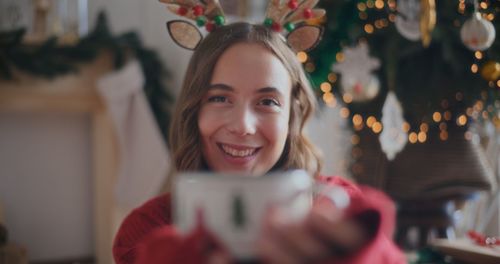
[166,20,203,50]
[286,25,323,53]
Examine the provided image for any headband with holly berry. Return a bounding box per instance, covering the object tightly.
[159,0,325,52]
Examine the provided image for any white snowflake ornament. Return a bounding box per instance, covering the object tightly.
[340,74,380,102]
[379,92,408,160]
[332,43,381,102]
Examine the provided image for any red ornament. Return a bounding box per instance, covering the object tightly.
[271,22,282,32]
[205,22,215,32]
[193,5,204,16]
[303,8,313,19]
[354,83,363,94]
[288,0,299,10]
[177,6,188,16]
[467,230,500,247]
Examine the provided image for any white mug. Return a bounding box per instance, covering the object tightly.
[173,170,313,259]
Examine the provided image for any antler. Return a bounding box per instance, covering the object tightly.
[159,0,225,31]
[265,0,325,32]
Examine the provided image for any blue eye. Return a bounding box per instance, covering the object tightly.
[208,96,227,103]
[259,98,280,106]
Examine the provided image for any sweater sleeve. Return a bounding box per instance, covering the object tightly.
[112,194,173,264]
[316,176,407,264]
[134,224,227,264]
[113,194,226,264]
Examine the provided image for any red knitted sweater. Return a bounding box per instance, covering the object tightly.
[113,176,406,264]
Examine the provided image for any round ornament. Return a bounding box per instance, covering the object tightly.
[460,12,496,51]
[395,0,421,41]
[341,75,380,102]
[481,61,500,81]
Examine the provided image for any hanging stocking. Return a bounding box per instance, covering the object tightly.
[97,60,170,208]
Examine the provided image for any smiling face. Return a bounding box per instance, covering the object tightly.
[197,42,292,176]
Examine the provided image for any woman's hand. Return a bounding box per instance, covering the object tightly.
[256,203,370,264]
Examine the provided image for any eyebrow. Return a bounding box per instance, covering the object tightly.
[208,84,285,97]
[207,83,233,91]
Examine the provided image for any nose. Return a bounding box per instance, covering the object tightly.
[226,104,257,136]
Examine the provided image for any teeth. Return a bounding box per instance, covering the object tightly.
[221,144,256,157]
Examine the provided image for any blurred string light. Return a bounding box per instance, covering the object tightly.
[353,114,363,127]
[471,63,479,73]
[344,94,495,144]
[364,24,374,34]
[387,0,396,10]
[457,115,468,126]
[475,51,483,60]
[483,110,489,119]
[366,116,376,128]
[336,52,345,62]
[340,107,350,118]
[372,122,382,133]
[420,123,429,133]
[480,1,488,10]
[357,2,367,11]
[444,111,452,121]
[305,62,315,72]
[388,13,396,22]
[297,51,308,63]
[351,134,360,145]
[323,91,336,106]
[433,112,442,122]
[328,73,337,83]
[440,130,449,141]
[409,132,418,144]
[343,93,353,104]
[418,132,427,143]
[320,82,332,93]
[366,0,374,9]
[352,114,364,131]
[458,0,465,14]
[402,122,411,133]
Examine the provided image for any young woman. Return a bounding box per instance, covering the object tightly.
[113,22,405,264]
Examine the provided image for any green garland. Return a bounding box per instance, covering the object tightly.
[309,0,500,130]
[0,12,174,142]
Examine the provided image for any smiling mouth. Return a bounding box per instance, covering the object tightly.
[218,143,260,158]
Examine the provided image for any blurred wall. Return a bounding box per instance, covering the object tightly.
[0,113,94,261]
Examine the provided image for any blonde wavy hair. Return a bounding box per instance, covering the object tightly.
[167,22,322,189]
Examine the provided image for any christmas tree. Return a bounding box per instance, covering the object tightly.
[304,1,499,247]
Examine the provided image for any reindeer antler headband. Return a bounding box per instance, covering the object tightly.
[159,0,325,52]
